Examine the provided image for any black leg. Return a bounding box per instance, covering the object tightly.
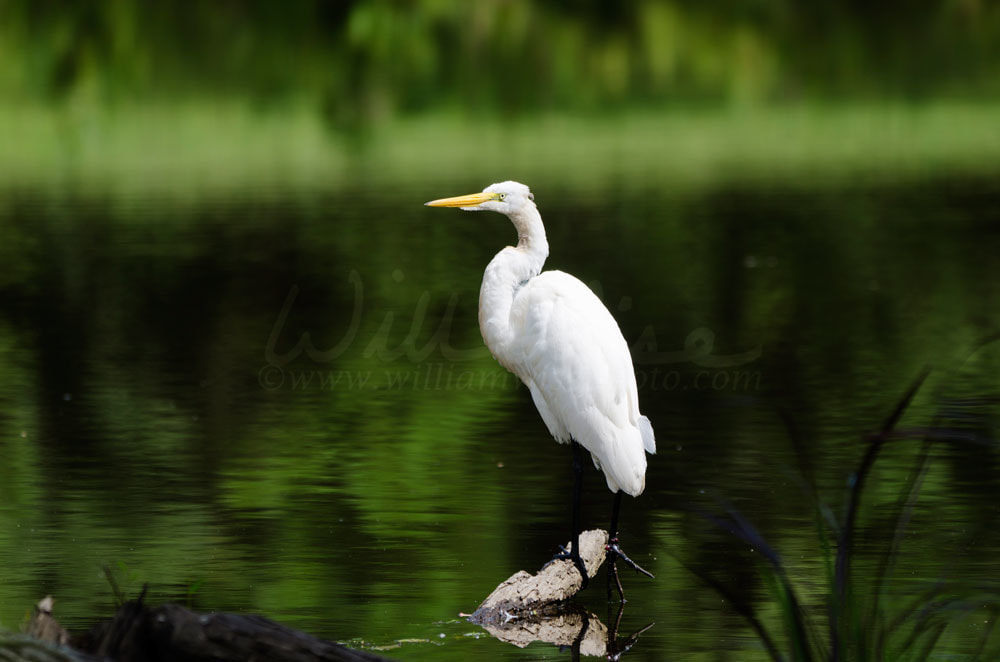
[548,440,589,588]
[607,491,624,601]
[568,440,589,587]
[571,442,584,551]
[606,490,654,602]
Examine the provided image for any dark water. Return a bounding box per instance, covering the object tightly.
[1,176,999,659]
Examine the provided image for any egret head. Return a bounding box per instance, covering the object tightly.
[425,181,535,215]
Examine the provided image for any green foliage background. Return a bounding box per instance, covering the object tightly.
[3,0,1000,119]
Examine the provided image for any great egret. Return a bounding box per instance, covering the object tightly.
[426,181,656,599]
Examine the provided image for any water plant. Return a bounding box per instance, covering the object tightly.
[689,338,1000,660]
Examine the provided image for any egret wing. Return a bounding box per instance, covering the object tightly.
[508,270,650,495]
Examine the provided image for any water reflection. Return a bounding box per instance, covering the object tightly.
[0,178,998,659]
[475,602,653,660]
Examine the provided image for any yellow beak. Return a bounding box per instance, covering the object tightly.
[424,191,499,208]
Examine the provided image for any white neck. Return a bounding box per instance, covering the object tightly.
[478,204,549,364]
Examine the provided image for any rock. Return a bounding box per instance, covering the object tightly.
[470,529,608,625]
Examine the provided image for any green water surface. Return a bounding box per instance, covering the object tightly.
[1,118,999,660]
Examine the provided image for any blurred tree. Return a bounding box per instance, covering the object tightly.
[0,0,997,124]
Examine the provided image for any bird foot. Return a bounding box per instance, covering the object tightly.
[605,538,654,579]
[545,546,590,589]
[605,537,653,602]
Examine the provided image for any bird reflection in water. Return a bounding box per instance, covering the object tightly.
[473,601,654,659]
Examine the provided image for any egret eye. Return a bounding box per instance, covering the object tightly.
[499,193,506,201]
[528,193,534,201]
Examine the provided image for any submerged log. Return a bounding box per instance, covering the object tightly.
[470,529,608,625]
[8,592,390,662]
[75,599,390,662]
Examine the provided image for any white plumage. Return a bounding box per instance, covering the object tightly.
[507,271,655,496]
[426,180,655,497]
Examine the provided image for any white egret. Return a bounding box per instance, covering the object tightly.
[426,181,656,599]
